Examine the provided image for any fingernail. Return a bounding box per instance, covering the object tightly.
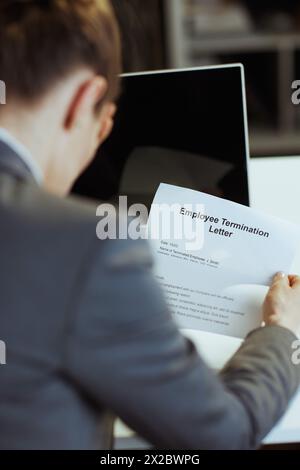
[274,272,285,280]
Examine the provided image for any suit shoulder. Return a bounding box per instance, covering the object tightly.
[34,186,99,224]
[5,178,100,227]
[0,178,153,265]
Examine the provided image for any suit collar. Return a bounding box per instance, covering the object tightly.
[0,128,43,184]
[0,140,37,184]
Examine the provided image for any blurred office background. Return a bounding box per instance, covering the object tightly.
[112,0,300,157]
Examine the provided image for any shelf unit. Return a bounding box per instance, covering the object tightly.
[164,0,300,156]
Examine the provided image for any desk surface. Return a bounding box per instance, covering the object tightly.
[115,156,300,447]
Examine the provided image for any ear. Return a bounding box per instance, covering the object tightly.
[64,76,108,130]
[98,103,117,145]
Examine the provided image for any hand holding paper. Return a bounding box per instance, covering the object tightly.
[263,273,300,337]
[147,184,300,339]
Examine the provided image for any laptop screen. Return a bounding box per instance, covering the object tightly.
[73,64,250,208]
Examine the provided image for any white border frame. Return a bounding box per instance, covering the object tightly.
[121,64,252,207]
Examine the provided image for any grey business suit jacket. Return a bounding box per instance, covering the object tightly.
[0,140,299,450]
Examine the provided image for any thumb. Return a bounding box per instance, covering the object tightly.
[272,272,289,288]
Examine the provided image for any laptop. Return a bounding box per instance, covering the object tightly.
[73,64,251,208]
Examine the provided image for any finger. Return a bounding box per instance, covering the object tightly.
[273,272,287,283]
[271,272,289,289]
[288,274,300,289]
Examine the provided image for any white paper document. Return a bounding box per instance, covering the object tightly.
[147,184,300,339]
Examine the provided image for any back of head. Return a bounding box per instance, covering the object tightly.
[0,0,122,106]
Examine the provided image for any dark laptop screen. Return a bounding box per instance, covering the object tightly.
[73,65,250,208]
